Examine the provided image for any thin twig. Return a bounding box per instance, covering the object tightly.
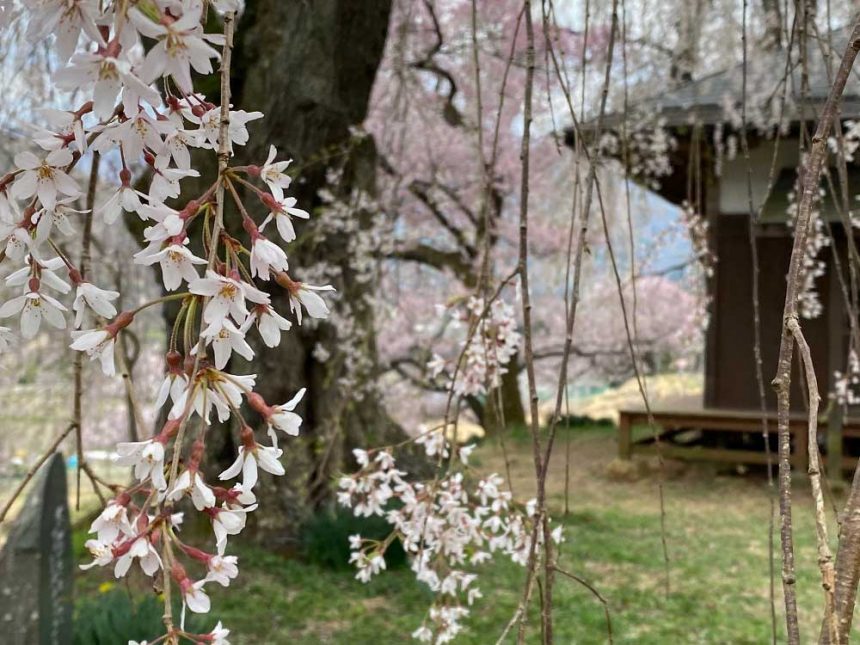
[72,151,101,510]
[739,1,786,639]
[554,566,613,644]
[0,423,77,522]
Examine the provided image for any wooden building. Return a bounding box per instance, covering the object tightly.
[578,40,860,472]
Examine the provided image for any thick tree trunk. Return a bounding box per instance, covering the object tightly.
[482,355,526,433]
[669,0,704,85]
[199,0,399,544]
[760,0,783,51]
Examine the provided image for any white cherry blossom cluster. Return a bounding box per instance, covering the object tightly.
[428,297,521,398]
[786,183,829,320]
[833,350,860,406]
[308,162,394,402]
[679,201,715,279]
[338,428,561,643]
[828,119,860,163]
[711,122,739,178]
[4,1,328,643]
[598,112,674,190]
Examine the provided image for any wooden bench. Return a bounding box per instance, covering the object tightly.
[617,407,860,471]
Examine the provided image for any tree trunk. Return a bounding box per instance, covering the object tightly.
[669,0,704,85]
[760,0,783,51]
[482,354,526,433]
[201,0,400,545]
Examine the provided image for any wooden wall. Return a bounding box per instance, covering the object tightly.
[705,214,834,411]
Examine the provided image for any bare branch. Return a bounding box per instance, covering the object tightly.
[771,18,860,645]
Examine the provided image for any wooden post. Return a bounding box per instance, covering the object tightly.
[794,424,809,473]
[618,412,632,460]
[827,246,845,484]
[828,404,845,482]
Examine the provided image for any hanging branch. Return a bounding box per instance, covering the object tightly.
[547,0,671,598]
[0,423,77,522]
[72,151,100,510]
[771,18,860,645]
[738,0,795,639]
[553,566,613,645]
[789,318,837,641]
[511,2,550,642]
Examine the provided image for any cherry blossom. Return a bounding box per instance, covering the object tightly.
[5,257,70,294]
[148,158,200,202]
[190,270,269,325]
[206,555,239,587]
[0,291,67,338]
[114,536,162,578]
[169,468,217,511]
[159,126,204,170]
[208,503,257,555]
[257,145,293,200]
[218,441,285,491]
[130,3,224,94]
[7,1,326,637]
[70,328,116,375]
[169,369,255,425]
[179,576,211,614]
[135,242,207,291]
[32,108,87,154]
[261,195,309,243]
[92,110,165,161]
[191,107,262,152]
[98,192,139,226]
[25,0,104,62]
[72,282,120,328]
[11,148,79,210]
[32,198,81,241]
[249,304,292,347]
[247,388,306,441]
[55,51,160,121]
[200,319,255,369]
[339,427,557,641]
[249,236,289,280]
[287,283,334,325]
[79,539,114,571]
[115,437,168,491]
[88,500,133,543]
[207,622,232,645]
[155,352,189,409]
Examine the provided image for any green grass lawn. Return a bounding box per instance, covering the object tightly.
[73,425,836,644]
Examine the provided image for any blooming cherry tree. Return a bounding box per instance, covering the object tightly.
[0,1,335,643]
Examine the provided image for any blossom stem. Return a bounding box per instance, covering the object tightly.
[225,176,258,231]
[130,292,192,316]
[228,173,268,197]
[47,238,78,274]
[169,300,190,352]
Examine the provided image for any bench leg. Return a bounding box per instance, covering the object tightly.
[828,405,844,484]
[619,414,632,460]
[794,425,809,473]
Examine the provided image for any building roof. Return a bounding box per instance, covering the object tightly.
[604,31,860,129]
